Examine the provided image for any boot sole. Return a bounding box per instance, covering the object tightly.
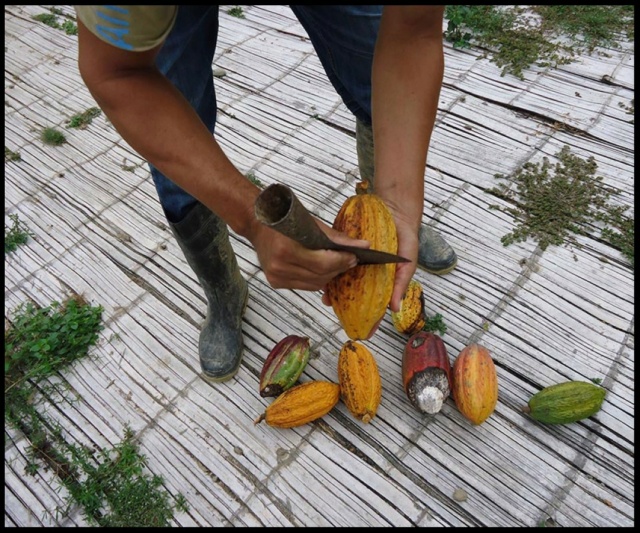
[200,285,249,384]
[420,257,458,276]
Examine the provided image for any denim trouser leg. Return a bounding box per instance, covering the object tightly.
[289,6,382,127]
[150,5,381,222]
[150,6,220,223]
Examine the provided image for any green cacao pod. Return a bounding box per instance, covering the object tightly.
[523,381,606,425]
[259,335,310,397]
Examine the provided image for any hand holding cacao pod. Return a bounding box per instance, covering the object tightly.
[385,215,420,314]
[252,221,361,292]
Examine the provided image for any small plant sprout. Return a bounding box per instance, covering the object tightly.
[41,127,67,146]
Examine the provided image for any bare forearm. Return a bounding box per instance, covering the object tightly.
[372,6,444,231]
[88,68,260,238]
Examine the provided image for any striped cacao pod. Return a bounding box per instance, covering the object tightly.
[523,381,606,424]
[259,335,310,397]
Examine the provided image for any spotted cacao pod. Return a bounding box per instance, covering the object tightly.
[254,381,340,428]
[392,279,426,335]
[337,341,382,423]
[326,193,398,340]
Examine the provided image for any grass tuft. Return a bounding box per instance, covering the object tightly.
[227,6,245,19]
[422,313,447,336]
[41,127,67,146]
[66,107,101,129]
[5,213,34,254]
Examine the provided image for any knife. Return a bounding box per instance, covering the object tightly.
[254,183,411,265]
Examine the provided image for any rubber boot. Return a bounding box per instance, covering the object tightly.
[169,202,248,382]
[355,118,457,275]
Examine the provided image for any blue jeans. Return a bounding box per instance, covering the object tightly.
[151,5,382,223]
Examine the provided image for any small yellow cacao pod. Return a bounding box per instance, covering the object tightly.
[337,341,382,424]
[254,381,340,428]
[391,279,426,335]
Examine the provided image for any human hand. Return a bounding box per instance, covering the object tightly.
[386,214,419,313]
[319,209,418,322]
[252,217,370,292]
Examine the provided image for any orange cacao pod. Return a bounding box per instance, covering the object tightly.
[451,344,498,425]
[254,381,340,428]
[337,341,382,423]
[326,193,398,340]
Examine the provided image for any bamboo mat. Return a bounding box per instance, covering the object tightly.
[5,5,634,527]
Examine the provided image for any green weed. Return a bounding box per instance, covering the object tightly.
[246,171,263,188]
[5,213,34,254]
[66,107,101,129]
[32,13,59,28]
[61,20,78,36]
[5,146,21,162]
[444,6,634,79]
[32,11,78,35]
[54,426,189,526]
[423,312,447,336]
[41,127,66,146]
[227,6,245,19]
[5,296,188,525]
[488,146,634,268]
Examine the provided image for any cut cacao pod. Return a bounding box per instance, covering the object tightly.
[325,193,398,340]
[391,279,426,335]
[522,381,606,424]
[337,341,382,423]
[451,344,498,425]
[259,335,310,397]
[254,381,340,428]
[402,331,451,414]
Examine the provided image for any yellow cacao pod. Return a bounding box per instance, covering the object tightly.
[452,344,498,425]
[254,381,340,428]
[391,279,426,335]
[337,341,382,423]
[326,193,398,340]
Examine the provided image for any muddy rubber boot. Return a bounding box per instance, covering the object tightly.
[356,118,457,275]
[169,202,248,382]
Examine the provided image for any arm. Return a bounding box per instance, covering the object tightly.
[76,19,364,290]
[371,5,445,312]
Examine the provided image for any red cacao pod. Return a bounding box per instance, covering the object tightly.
[402,331,451,414]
